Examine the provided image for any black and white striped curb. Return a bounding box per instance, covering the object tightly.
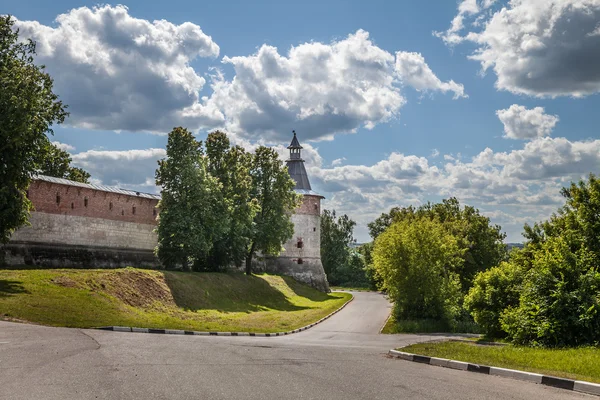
[388,349,600,397]
[95,295,353,337]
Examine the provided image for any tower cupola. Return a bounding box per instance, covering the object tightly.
[286,130,311,190]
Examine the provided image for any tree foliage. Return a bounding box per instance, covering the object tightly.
[156,130,297,274]
[373,216,464,322]
[0,16,68,243]
[368,198,507,291]
[245,146,300,274]
[466,174,600,346]
[37,141,90,183]
[155,127,226,270]
[320,210,358,285]
[205,131,257,269]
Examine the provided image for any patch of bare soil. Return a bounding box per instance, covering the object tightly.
[98,270,176,308]
[51,276,79,288]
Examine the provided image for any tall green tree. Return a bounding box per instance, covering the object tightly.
[368,198,507,291]
[245,146,300,275]
[320,209,358,285]
[155,127,226,270]
[37,140,90,183]
[205,131,257,269]
[0,16,68,243]
[373,216,464,322]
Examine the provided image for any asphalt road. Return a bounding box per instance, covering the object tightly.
[0,292,593,399]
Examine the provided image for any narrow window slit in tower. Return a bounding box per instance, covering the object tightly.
[297,238,303,249]
[132,206,136,215]
[297,258,303,264]
[56,194,61,205]
[84,197,88,207]
[109,202,113,211]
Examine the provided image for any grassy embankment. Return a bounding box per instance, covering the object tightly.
[0,268,351,333]
[399,341,600,383]
[381,316,480,334]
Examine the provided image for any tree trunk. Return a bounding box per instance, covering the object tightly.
[245,254,252,275]
[245,242,256,275]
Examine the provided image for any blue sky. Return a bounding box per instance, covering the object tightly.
[4,0,600,242]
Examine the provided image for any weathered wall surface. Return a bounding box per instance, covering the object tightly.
[3,212,159,268]
[2,177,160,269]
[11,212,157,250]
[265,195,330,292]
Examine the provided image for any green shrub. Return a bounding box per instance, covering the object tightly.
[500,237,600,347]
[373,216,464,323]
[464,260,524,338]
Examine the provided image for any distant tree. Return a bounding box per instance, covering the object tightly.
[373,216,463,322]
[245,146,300,275]
[155,127,226,270]
[0,16,68,243]
[37,141,90,183]
[368,198,507,291]
[320,210,358,285]
[205,131,257,269]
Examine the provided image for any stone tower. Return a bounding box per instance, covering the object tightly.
[262,131,330,292]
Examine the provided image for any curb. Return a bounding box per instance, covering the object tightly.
[96,294,354,337]
[388,349,600,397]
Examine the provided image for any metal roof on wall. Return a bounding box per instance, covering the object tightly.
[33,175,161,200]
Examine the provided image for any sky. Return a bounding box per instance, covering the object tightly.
[4,0,600,243]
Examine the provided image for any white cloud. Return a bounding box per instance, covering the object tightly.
[395,52,467,99]
[331,157,347,166]
[438,0,600,97]
[434,0,497,45]
[311,135,600,241]
[16,5,223,133]
[51,141,75,152]
[496,105,559,139]
[431,149,440,158]
[72,148,165,192]
[209,31,464,143]
[17,9,465,141]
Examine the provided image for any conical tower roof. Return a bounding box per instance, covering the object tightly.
[287,130,302,149]
[285,131,322,197]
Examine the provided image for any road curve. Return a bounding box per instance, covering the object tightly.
[0,291,591,399]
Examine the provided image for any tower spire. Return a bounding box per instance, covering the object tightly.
[286,130,311,190]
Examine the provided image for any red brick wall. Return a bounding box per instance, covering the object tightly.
[296,195,321,216]
[27,180,159,225]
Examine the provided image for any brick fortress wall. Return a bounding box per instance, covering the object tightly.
[2,177,160,269]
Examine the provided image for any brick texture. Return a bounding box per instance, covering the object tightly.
[27,179,159,225]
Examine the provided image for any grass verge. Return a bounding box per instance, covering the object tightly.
[381,316,480,334]
[0,268,351,333]
[399,341,600,383]
[330,286,372,292]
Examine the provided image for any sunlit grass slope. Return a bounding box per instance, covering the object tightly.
[0,268,351,333]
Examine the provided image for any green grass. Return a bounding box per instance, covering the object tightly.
[399,341,600,383]
[381,316,481,334]
[330,286,373,292]
[0,268,351,333]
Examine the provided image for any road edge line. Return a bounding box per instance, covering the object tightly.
[388,349,599,396]
[94,293,354,338]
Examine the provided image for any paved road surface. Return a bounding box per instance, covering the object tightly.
[0,292,592,399]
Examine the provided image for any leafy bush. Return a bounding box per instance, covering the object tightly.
[368,198,507,292]
[500,237,600,347]
[464,260,524,338]
[465,175,600,347]
[373,216,464,323]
